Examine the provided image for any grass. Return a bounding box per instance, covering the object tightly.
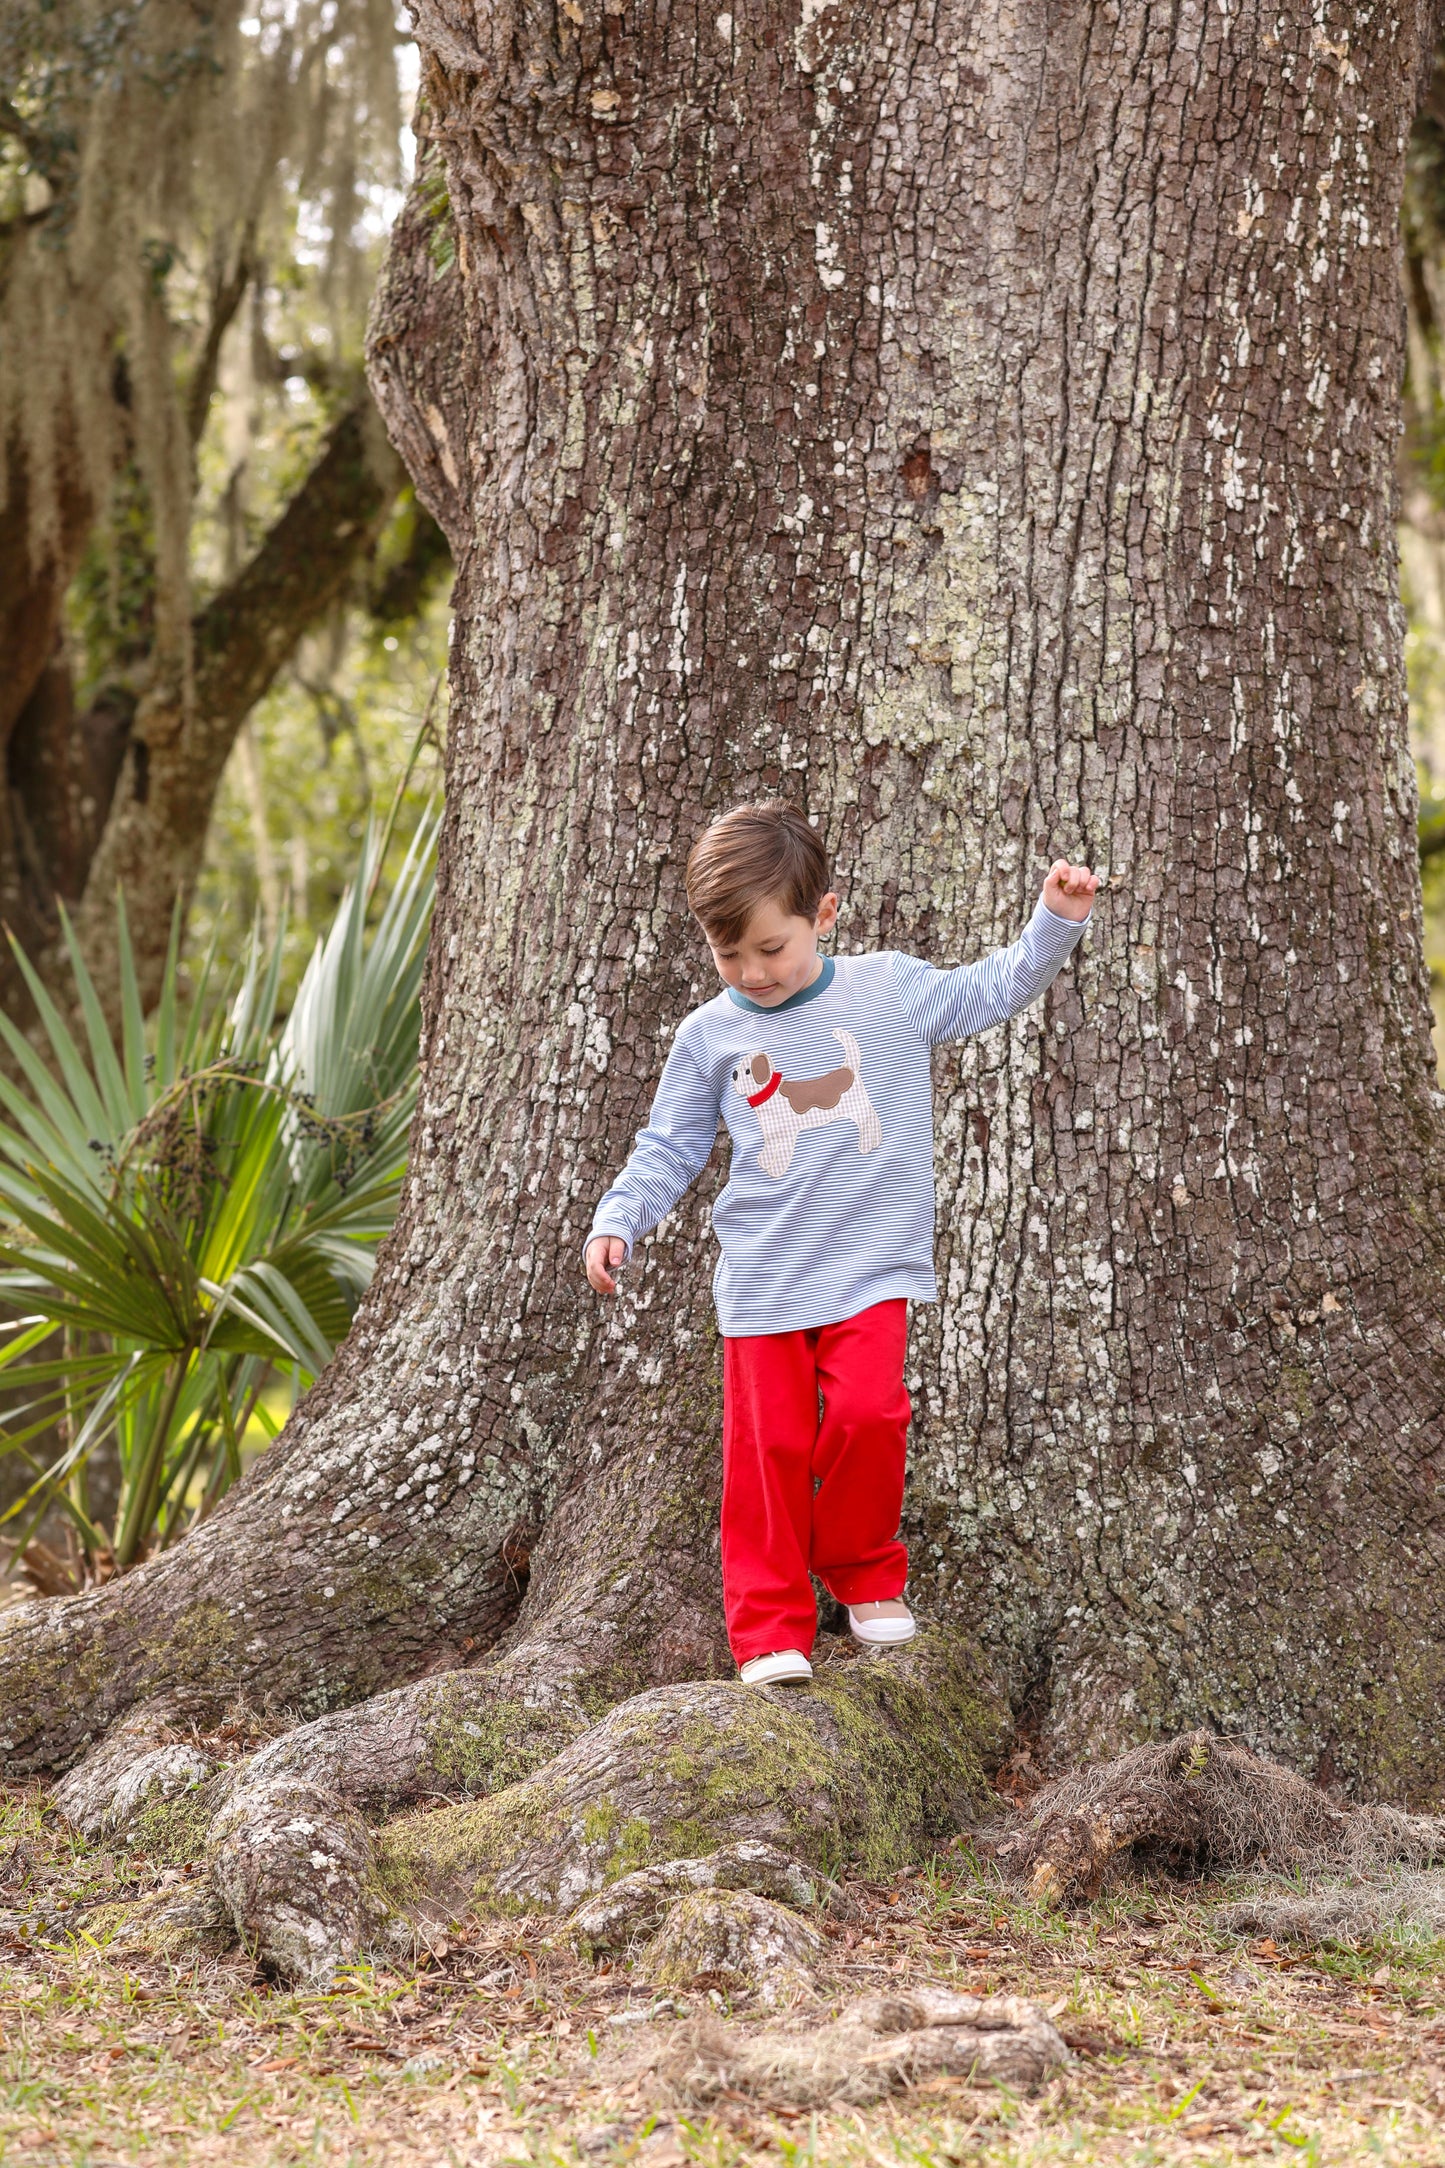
[2,1785,1443,2165]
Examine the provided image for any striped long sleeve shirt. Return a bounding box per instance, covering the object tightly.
[588,897,1088,1335]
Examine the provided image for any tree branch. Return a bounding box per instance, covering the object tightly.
[185,234,257,449]
[188,395,404,757]
[67,394,406,1010]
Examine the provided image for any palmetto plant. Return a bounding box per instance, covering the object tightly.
[0,815,436,1581]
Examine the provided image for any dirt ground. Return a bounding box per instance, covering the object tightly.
[2,1783,1443,2168]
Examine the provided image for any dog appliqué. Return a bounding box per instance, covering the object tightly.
[729,1028,884,1178]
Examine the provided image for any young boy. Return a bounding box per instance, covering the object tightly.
[585,805,1097,1687]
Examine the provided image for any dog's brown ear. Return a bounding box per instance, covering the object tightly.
[751,1053,771,1085]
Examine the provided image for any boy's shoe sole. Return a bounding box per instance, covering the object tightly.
[848,1606,918,1646]
[740,1649,814,1686]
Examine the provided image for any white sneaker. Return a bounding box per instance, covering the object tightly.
[848,1601,917,1646]
[739,1649,814,1686]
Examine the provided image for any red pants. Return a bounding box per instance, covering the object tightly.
[721,1299,910,1664]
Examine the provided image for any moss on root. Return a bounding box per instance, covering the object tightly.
[807,1640,1007,1874]
[422,1684,588,1798]
[374,1629,1009,1918]
[123,1779,221,1867]
[86,1878,234,1958]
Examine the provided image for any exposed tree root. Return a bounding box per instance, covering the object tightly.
[57,1658,1445,1998]
[1216,1871,1445,1948]
[212,1661,592,1817]
[647,1888,827,2004]
[53,1701,218,1840]
[373,1635,1007,1928]
[566,1841,853,1961]
[52,1663,593,1846]
[47,1660,602,1984]
[654,1986,1070,2108]
[996,1729,1445,1905]
[208,1779,379,1989]
[47,1629,1005,1988]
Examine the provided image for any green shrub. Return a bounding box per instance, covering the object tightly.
[0,816,435,1576]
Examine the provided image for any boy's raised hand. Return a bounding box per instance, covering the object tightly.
[586,1234,628,1294]
[1041,859,1100,922]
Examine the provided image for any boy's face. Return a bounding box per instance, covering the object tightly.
[706,891,839,1007]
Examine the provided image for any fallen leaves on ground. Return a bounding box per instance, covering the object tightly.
[2,1782,1443,2164]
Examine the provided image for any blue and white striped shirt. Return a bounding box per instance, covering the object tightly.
[589,898,1088,1335]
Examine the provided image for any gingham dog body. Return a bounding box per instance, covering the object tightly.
[730,1026,883,1178]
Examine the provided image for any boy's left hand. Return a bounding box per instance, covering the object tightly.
[1041,859,1100,922]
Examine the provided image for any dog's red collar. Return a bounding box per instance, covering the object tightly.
[747,1070,782,1108]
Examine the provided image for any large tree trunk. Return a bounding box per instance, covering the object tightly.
[3,0,1444,1846]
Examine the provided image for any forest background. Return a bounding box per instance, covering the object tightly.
[0,5,451,1543]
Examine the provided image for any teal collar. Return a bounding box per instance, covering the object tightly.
[727,954,835,1017]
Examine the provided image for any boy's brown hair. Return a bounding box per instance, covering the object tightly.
[685,803,831,947]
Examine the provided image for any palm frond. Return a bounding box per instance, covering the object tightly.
[0,819,434,1578]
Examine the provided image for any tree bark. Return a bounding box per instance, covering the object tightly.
[0,423,98,999]
[2,0,1444,1828]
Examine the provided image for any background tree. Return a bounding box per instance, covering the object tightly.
[1,0,1443,1964]
[1401,45,1445,1014]
[0,0,449,1020]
